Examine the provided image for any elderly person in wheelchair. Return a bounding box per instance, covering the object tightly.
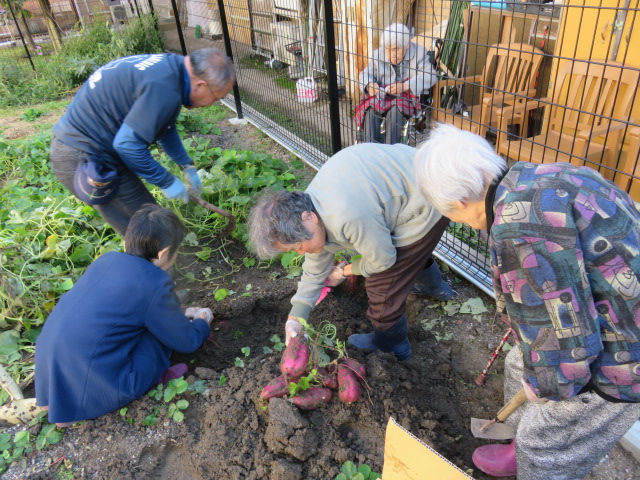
[355,23,437,145]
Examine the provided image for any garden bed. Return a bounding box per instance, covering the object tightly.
[2,106,638,480]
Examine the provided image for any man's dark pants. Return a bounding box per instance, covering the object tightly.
[50,137,157,236]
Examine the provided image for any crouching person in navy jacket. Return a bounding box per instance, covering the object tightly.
[35,204,212,426]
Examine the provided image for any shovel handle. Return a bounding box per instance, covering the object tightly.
[189,195,236,236]
[495,387,527,422]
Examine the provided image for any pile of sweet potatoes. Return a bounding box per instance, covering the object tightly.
[259,335,367,410]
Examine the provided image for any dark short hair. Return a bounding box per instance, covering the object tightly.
[125,204,185,262]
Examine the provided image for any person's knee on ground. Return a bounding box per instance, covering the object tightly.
[410,257,454,300]
[348,314,412,360]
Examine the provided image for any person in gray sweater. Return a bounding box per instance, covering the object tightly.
[248,143,452,360]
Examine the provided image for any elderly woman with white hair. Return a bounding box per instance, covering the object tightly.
[414,124,640,479]
[355,23,436,145]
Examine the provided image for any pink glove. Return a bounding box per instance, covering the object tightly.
[315,285,332,305]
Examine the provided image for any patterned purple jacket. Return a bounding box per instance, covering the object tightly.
[489,162,640,402]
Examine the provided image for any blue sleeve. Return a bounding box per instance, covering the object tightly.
[158,124,193,166]
[113,123,175,189]
[145,277,210,353]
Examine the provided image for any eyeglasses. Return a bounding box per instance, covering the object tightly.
[202,80,223,102]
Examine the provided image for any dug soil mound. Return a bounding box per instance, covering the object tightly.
[4,235,640,479]
[3,115,638,480]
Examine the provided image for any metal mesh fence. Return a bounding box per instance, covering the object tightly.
[3,0,640,294]
[174,0,637,295]
[0,0,154,73]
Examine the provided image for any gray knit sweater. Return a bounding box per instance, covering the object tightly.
[289,143,442,320]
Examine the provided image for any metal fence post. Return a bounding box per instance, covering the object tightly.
[322,0,341,154]
[169,0,187,55]
[216,0,243,119]
[6,0,34,71]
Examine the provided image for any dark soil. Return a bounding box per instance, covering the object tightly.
[3,110,639,480]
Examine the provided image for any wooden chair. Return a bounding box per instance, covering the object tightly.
[495,60,640,179]
[431,43,544,138]
[616,126,640,194]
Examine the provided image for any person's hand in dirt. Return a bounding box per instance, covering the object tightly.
[326,261,353,288]
[285,317,304,346]
[185,307,213,325]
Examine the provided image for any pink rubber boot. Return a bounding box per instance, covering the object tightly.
[472,439,517,477]
[157,363,188,385]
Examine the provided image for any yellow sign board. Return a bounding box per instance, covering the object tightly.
[382,417,475,479]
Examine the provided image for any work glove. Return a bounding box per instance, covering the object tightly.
[162,176,189,203]
[182,165,202,197]
[186,307,213,325]
[326,261,350,288]
[285,317,304,346]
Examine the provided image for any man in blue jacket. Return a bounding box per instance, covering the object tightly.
[50,48,235,235]
[35,204,213,426]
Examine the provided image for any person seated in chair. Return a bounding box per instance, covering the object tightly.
[355,23,436,145]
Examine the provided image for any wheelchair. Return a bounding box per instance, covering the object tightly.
[356,47,439,147]
[400,93,432,147]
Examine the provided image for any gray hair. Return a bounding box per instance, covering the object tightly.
[381,23,411,48]
[248,190,317,259]
[189,48,236,90]
[414,124,507,215]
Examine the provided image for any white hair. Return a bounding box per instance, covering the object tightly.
[414,124,507,215]
[381,23,411,49]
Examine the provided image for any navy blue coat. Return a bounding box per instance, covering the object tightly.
[35,251,210,423]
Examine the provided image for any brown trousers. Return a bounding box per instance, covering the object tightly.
[365,216,450,330]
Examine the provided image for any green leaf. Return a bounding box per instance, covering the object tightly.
[143,414,158,426]
[172,410,185,422]
[218,375,227,386]
[352,474,365,480]
[263,346,273,354]
[459,297,488,315]
[241,346,250,357]
[443,301,461,316]
[196,247,212,261]
[176,399,189,410]
[357,464,372,477]
[214,289,228,301]
[13,431,30,448]
[336,474,348,480]
[234,358,245,368]
[341,461,357,476]
[59,278,74,291]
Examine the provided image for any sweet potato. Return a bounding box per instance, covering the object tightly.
[341,358,366,381]
[280,335,311,378]
[260,374,298,400]
[337,364,363,403]
[290,387,333,410]
[318,367,339,390]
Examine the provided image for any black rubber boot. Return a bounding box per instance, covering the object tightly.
[411,258,454,300]
[348,314,412,361]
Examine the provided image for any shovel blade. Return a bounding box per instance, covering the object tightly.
[470,417,516,440]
